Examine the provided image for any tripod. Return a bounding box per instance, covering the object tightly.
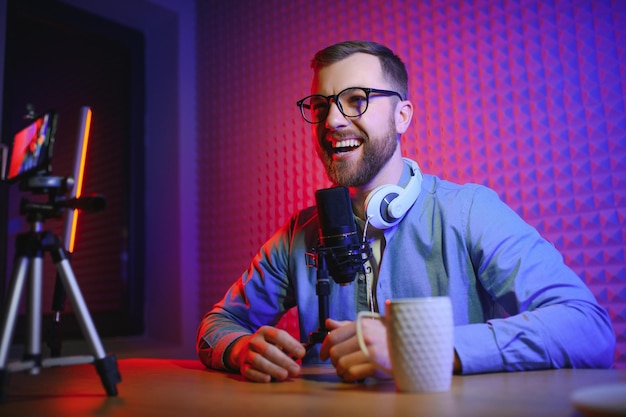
[0,177,120,402]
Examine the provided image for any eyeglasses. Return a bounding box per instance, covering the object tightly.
[296,87,404,124]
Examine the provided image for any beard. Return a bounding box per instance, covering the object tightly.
[316,117,399,187]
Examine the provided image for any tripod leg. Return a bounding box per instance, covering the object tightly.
[0,257,29,367]
[53,256,120,396]
[94,354,121,396]
[46,274,66,357]
[25,256,43,373]
[0,256,30,402]
[54,259,105,358]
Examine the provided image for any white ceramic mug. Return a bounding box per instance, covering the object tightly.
[356,296,454,393]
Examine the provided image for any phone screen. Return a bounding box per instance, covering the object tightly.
[6,111,57,182]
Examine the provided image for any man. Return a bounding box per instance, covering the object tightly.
[197,40,615,383]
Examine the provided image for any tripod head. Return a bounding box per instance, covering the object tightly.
[18,173,106,223]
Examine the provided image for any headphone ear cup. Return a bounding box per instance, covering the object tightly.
[363,158,423,230]
[364,184,405,229]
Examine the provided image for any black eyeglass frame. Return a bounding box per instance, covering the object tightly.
[296,87,404,124]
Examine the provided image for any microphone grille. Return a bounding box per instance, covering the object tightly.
[315,186,356,245]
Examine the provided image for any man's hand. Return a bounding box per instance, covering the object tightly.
[227,326,306,382]
[319,318,391,382]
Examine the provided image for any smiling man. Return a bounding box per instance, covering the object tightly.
[197,40,615,383]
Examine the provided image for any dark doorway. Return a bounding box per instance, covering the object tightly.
[0,0,145,344]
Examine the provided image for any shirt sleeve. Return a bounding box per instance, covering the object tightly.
[453,186,616,374]
[196,215,298,371]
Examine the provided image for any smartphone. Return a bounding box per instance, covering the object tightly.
[4,110,58,182]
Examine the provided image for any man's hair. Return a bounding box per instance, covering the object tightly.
[311,40,409,99]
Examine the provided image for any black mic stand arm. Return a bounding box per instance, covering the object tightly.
[307,250,330,346]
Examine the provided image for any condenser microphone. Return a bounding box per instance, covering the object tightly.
[315,186,371,285]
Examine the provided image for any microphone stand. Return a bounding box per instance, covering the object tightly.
[305,241,372,349]
[307,250,330,346]
[305,185,373,352]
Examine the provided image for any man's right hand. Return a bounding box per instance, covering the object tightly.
[227,325,306,382]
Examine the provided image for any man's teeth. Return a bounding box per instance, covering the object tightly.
[333,139,360,149]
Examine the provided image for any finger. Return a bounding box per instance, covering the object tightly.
[319,329,336,361]
[247,330,303,378]
[260,328,306,368]
[244,348,292,382]
[325,318,350,331]
[320,319,355,359]
[241,361,272,383]
[241,351,274,383]
[356,319,391,370]
[327,319,357,341]
[338,360,378,382]
[266,329,306,360]
[262,343,302,377]
[328,328,362,364]
[333,347,377,382]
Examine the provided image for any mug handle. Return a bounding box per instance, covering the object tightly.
[356,311,392,374]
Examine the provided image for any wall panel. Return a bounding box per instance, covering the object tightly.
[196,0,626,367]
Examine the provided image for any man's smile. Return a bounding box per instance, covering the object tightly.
[332,138,362,154]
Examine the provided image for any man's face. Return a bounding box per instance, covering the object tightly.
[312,53,400,187]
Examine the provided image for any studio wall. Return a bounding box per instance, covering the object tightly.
[196,0,626,367]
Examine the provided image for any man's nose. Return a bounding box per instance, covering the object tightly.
[324,100,347,129]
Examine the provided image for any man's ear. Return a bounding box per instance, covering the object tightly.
[395,100,413,134]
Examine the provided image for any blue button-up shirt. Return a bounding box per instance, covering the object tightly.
[198,171,615,374]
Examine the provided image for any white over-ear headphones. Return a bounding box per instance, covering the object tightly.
[364,158,423,229]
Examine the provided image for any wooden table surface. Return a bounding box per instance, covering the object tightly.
[1,358,625,417]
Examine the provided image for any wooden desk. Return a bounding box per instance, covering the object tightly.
[1,358,624,417]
